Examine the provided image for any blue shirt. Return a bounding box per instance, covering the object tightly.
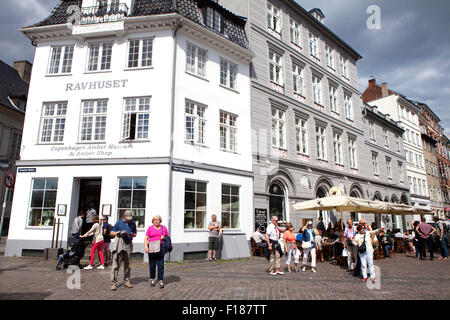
[102,222,111,243]
[304,229,316,249]
[112,219,137,244]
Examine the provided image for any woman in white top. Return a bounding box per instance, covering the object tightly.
[80,215,105,270]
[352,224,382,283]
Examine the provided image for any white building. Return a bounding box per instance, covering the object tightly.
[6,0,254,261]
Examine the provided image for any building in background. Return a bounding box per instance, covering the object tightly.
[6,0,253,260]
[0,60,30,236]
[437,133,450,218]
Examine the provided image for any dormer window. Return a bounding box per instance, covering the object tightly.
[203,7,224,33]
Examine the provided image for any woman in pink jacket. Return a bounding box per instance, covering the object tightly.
[144,215,169,288]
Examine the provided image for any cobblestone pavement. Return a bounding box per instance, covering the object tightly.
[0,253,449,300]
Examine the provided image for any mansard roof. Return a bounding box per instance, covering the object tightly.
[0,60,28,115]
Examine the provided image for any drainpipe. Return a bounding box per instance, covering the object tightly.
[168,13,183,261]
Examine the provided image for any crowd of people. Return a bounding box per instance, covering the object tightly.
[252,215,449,282]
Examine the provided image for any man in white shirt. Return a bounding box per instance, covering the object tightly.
[265,216,286,276]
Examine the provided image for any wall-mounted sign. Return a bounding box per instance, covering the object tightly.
[102,204,112,217]
[57,204,67,216]
[18,168,36,173]
[65,79,129,91]
[0,160,10,169]
[172,166,194,174]
[255,208,268,233]
[4,172,15,189]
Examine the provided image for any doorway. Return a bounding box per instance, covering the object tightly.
[78,178,102,234]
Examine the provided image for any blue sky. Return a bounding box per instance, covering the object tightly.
[1,0,449,133]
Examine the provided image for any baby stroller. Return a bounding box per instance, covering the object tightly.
[56,237,86,270]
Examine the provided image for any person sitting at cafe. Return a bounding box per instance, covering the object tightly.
[331,231,345,260]
[252,226,269,259]
[379,231,393,258]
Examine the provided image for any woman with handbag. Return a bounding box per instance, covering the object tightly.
[144,215,169,289]
[352,224,382,283]
[301,221,318,273]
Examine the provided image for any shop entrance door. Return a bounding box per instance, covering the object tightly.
[78,179,102,234]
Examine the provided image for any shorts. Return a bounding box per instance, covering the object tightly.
[209,237,219,251]
[103,242,111,252]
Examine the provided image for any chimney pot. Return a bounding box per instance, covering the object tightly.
[381,82,389,98]
[13,60,32,84]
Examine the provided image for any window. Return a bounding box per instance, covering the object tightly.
[80,100,108,141]
[316,125,327,160]
[184,180,207,229]
[186,42,207,77]
[329,85,338,113]
[220,111,237,152]
[418,155,423,168]
[340,56,348,78]
[28,178,58,227]
[344,94,353,120]
[333,132,343,164]
[185,101,207,145]
[413,178,418,194]
[349,138,357,168]
[127,38,153,68]
[372,152,378,175]
[369,122,375,141]
[221,184,239,229]
[312,75,322,104]
[39,102,67,143]
[290,18,301,46]
[10,132,22,160]
[48,45,74,74]
[117,177,147,229]
[386,157,392,178]
[325,45,334,69]
[309,33,319,58]
[220,58,238,89]
[395,135,400,151]
[398,162,404,180]
[272,108,286,149]
[87,42,113,71]
[267,3,281,33]
[292,64,304,96]
[204,7,223,33]
[295,117,308,154]
[408,176,412,192]
[122,97,151,141]
[269,50,283,85]
[383,129,389,146]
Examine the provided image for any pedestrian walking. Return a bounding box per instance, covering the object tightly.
[344,219,357,271]
[207,214,221,261]
[70,211,85,239]
[283,223,300,272]
[144,215,169,289]
[352,224,382,283]
[109,210,137,290]
[265,216,285,276]
[416,217,436,260]
[433,216,448,260]
[102,216,113,266]
[301,221,317,273]
[80,215,105,270]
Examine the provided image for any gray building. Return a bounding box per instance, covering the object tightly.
[221,0,410,230]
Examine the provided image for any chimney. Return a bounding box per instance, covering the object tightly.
[381,82,389,98]
[13,60,32,84]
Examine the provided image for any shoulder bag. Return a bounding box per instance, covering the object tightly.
[358,233,367,254]
[148,227,161,253]
[302,230,312,249]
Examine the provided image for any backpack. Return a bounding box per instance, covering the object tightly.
[104,223,115,240]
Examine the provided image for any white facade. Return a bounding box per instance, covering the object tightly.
[6,6,254,260]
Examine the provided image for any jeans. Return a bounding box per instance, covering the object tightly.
[383,244,392,257]
[359,250,375,280]
[71,233,80,239]
[148,252,165,281]
[302,247,316,267]
[439,236,448,258]
[419,237,434,260]
[414,239,419,258]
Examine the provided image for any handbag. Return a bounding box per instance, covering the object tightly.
[342,248,348,257]
[148,226,162,253]
[302,229,312,249]
[358,233,367,254]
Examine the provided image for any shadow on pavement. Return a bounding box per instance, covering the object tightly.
[0,292,53,300]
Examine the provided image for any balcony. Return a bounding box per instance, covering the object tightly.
[80,3,128,25]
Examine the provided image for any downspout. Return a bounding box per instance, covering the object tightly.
[168,10,183,261]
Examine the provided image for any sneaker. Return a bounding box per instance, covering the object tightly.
[150,279,156,287]
[159,281,164,289]
[311,268,316,273]
[84,265,94,270]
[110,284,117,291]
[269,270,277,276]
[124,283,133,288]
[302,266,306,272]
[97,265,105,270]
[362,278,367,282]
[276,269,284,275]
[372,278,376,284]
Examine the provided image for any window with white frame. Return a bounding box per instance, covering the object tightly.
[340,55,348,78]
[315,125,327,160]
[203,6,223,33]
[117,177,147,229]
[28,178,58,227]
[121,97,151,141]
[329,85,338,113]
[395,135,400,151]
[309,33,319,58]
[80,99,108,142]
[348,138,357,168]
[295,117,308,154]
[418,154,423,168]
[369,122,375,141]
[221,184,240,229]
[398,161,404,180]
[39,102,67,143]
[48,45,74,74]
[408,176,412,192]
[267,2,281,33]
[184,180,207,229]
[413,177,418,194]
[383,129,389,146]
[87,42,113,71]
[220,58,238,90]
[312,75,322,104]
[269,50,283,85]
[372,152,378,175]
[292,64,304,96]
[272,108,286,149]
[186,42,207,77]
[386,157,392,178]
[127,38,153,68]
[290,18,301,46]
[344,94,353,120]
[185,100,207,145]
[325,45,334,69]
[220,111,237,152]
[333,132,343,164]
